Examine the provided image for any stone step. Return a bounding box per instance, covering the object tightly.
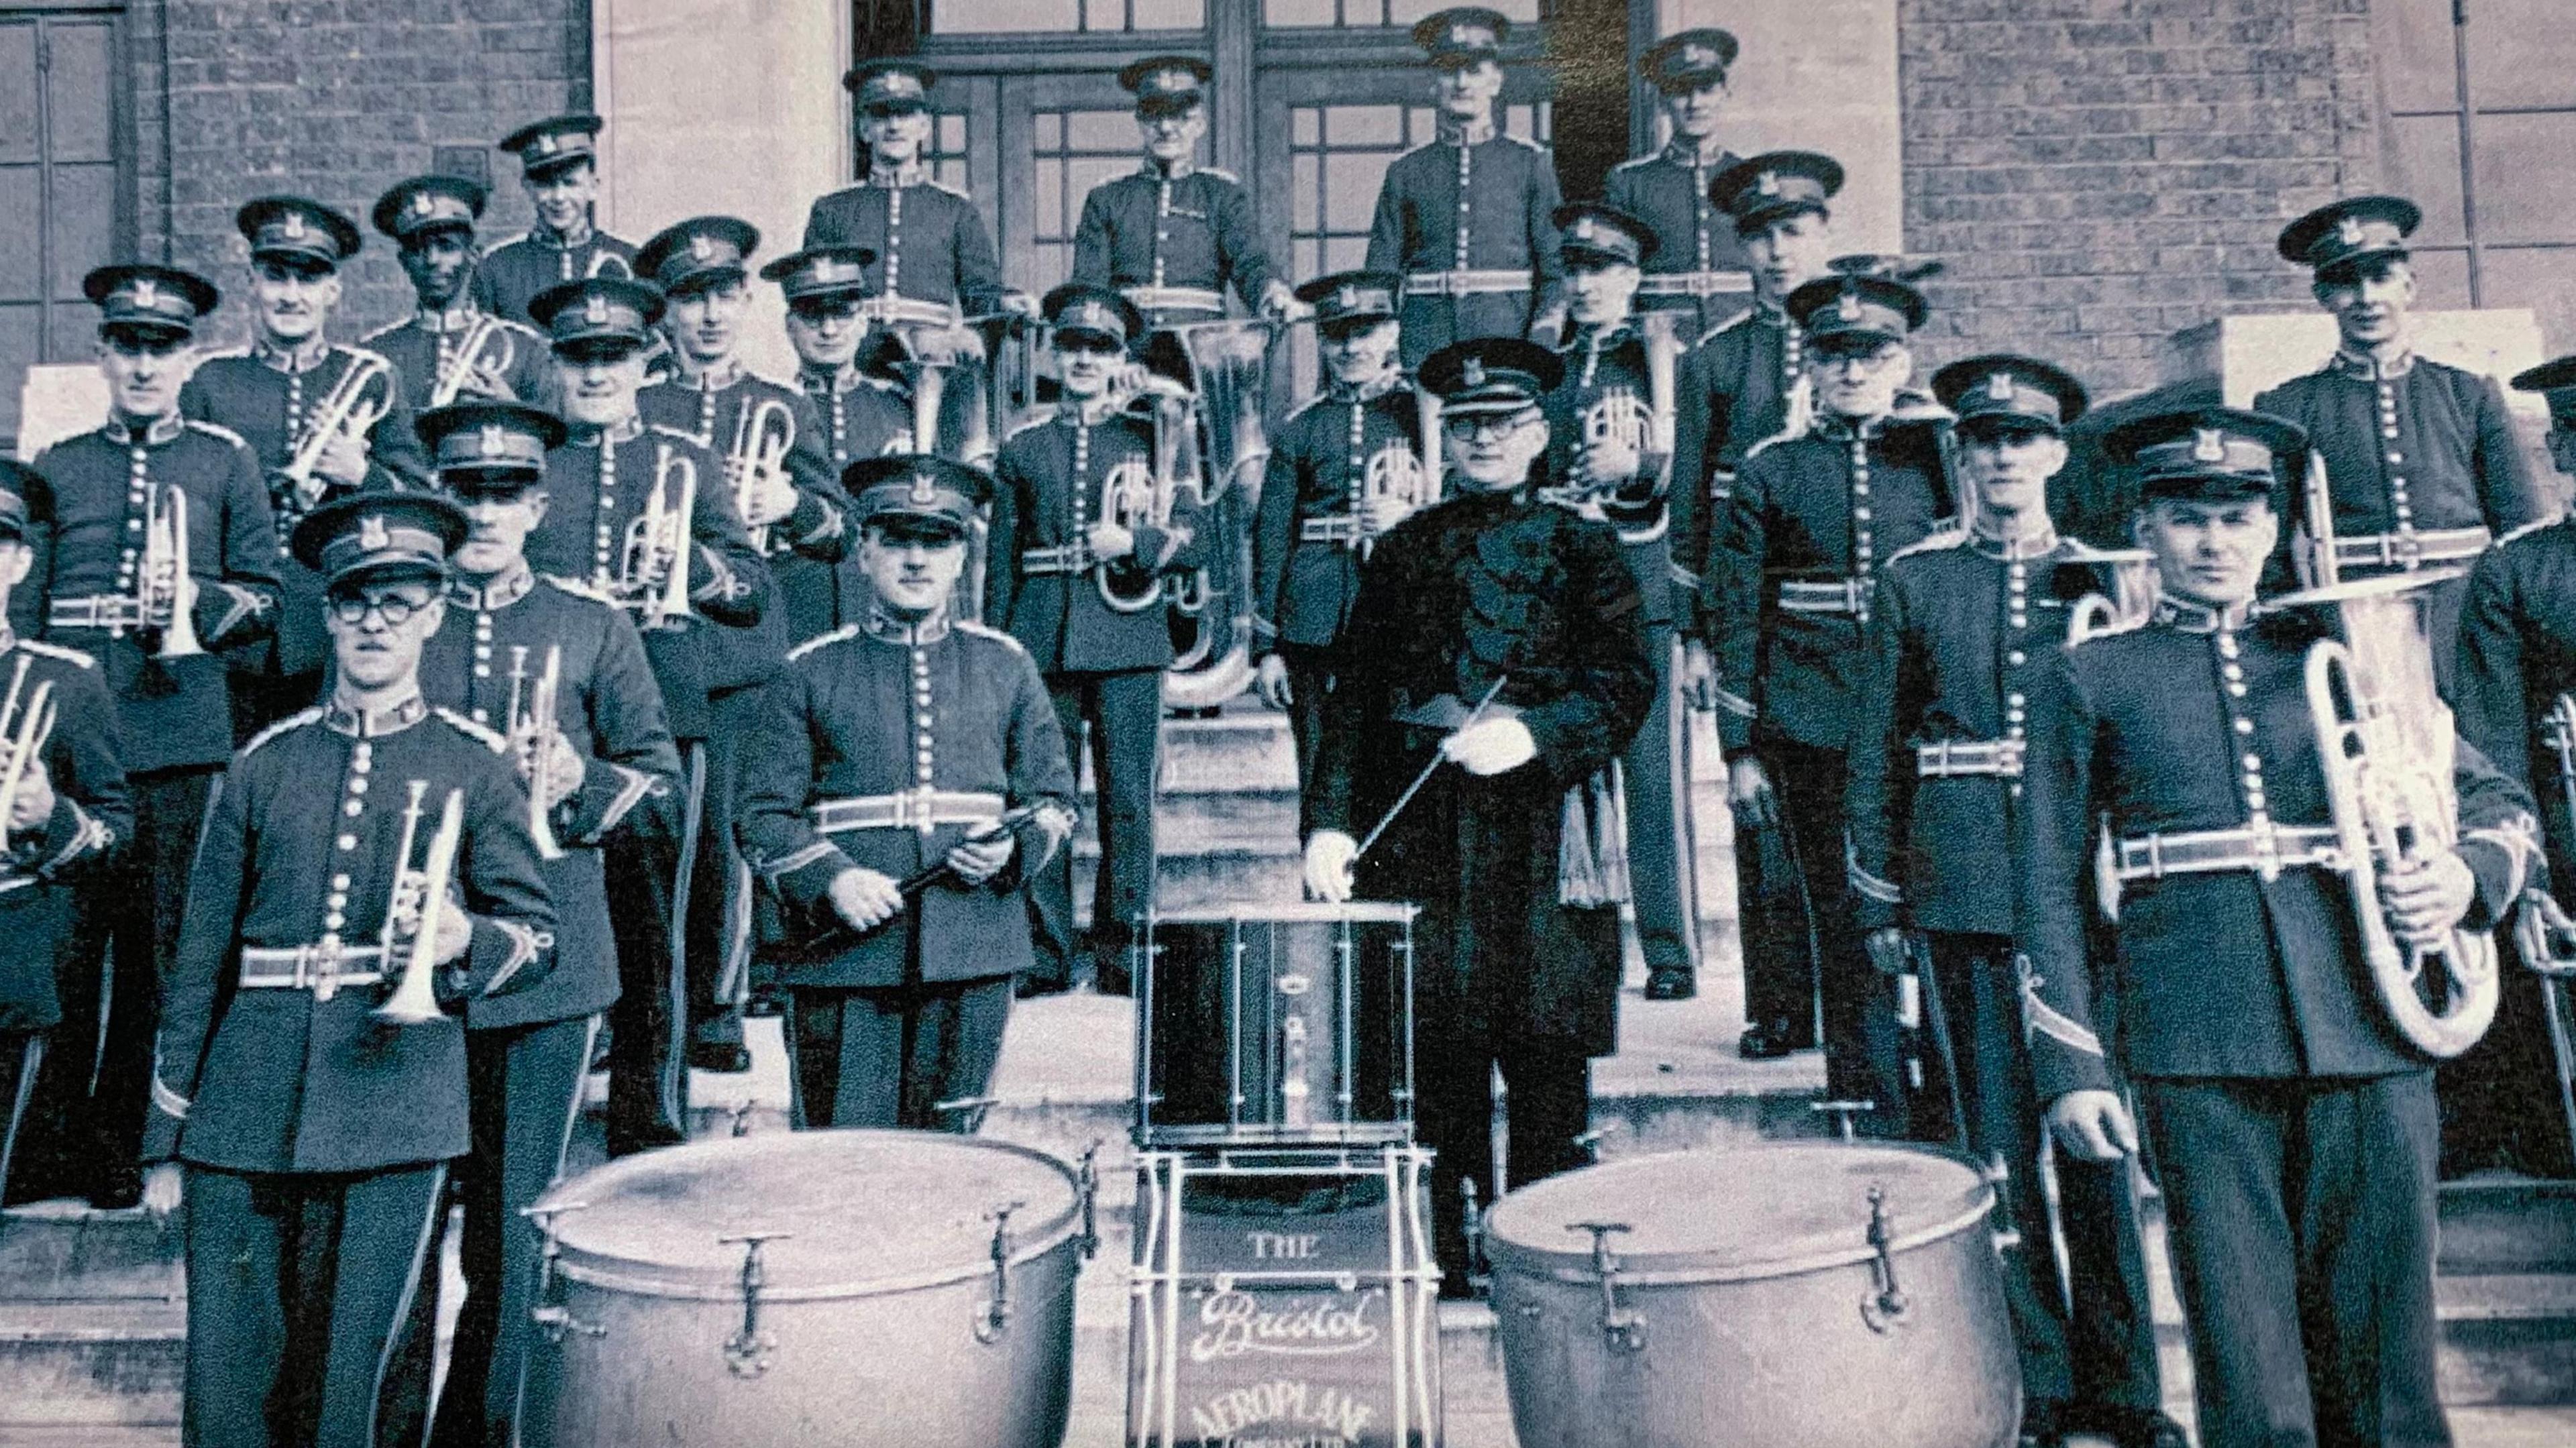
[0,1299,182,1428]
[2442,1177,2576,1276]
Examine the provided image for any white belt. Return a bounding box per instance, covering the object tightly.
[1122,286,1224,315]
[238,944,386,995]
[1915,739,2025,779]
[1299,516,1367,546]
[2112,825,2343,883]
[48,596,156,630]
[857,296,962,329]
[1403,269,1532,298]
[1776,578,1869,616]
[2328,526,2490,571]
[1636,272,1752,299]
[1019,545,1089,575]
[811,790,1007,836]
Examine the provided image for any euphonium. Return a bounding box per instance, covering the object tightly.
[276,353,392,507]
[728,397,796,551]
[506,644,566,862]
[374,781,466,1026]
[2063,549,2157,646]
[429,314,519,408]
[1093,380,1189,615]
[0,657,56,865]
[142,484,205,659]
[622,443,698,629]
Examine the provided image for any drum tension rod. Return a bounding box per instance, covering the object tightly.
[719,1231,793,1378]
[1569,1221,1647,1353]
[975,1201,1026,1345]
[1076,1143,1102,1260]
[519,1202,604,1344]
[1859,1187,1913,1334]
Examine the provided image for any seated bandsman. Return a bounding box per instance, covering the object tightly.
[2027,407,2541,1448]
[1071,56,1292,331]
[16,264,278,1209]
[362,173,554,414]
[740,455,1075,1129]
[381,400,682,1446]
[1842,357,2180,1448]
[476,114,638,325]
[2256,196,2543,689]
[0,469,131,1209]
[1251,270,1426,799]
[1604,28,1752,337]
[139,492,558,1448]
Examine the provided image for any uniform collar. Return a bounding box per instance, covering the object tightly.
[105,412,185,446]
[2329,345,2414,381]
[1573,319,1635,349]
[1662,135,1728,168]
[536,220,596,252]
[864,600,949,645]
[1141,157,1196,181]
[418,302,486,333]
[0,624,17,657]
[1969,524,2060,561]
[1069,394,1122,427]
[254,335,332,374]
[800,363,868,396]
[1438,115,1497,148]
[1328,367,1405,404]
[868,159,929,188]
[1812,410,1888,442]
[450,562,535,610]
[570,415,646,447]
[2156,596,2254,633]
[324,687,428,738]
[674,356,745,392]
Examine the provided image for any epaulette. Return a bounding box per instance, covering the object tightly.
[1004,407,1059,442]
[922,177,973,202]
[332,342,394,371]
[1740,427,1803,463]
[1285,392,1336,423]
[183,419,252,451]
[1199,166,1240,184]
[645,421,706,447]
[541,573,623,607]
[955,618,1028,656]
[2053,539,2155,566]
[786,624,860,663]
[241,706,324,758]
[1885,528,1969,565]
[2070,612,2152,648]
[196,345,252,362]
[357,317,411,345]
[433,706,511,754]
[1693,309,1759,349]
[1608,154,1655,174]
[486,231,530,251]
[1499,133,1546,152]
[15,638,96,670]
[2493,512,2568,551]
[1888,390,1955,426]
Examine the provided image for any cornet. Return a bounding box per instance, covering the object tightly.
[276,353,392,510]
[621,443,698,630]
[374,781,465,1026]
[140,485,204,659]
[429,315,520,408]
[727,398,796,551]
[0,657,56,865]
[506,644,566,861]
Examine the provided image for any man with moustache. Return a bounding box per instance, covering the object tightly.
[1603,28,1752,337]
[476,115,638,326]
[362,173,554,414]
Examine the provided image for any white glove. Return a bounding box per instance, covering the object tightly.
[1442,716,1538,776]
[2045,1089,2139,1163]
[1303,830,1358,903]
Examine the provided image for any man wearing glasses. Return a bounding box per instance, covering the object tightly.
[1707,272,1953,1137]
[768,244,918,638]
[1303,337,1656,1290]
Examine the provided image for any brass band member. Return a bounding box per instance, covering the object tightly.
[805,62,1018,325]
[1604,28,1752,336]
[477,114,638,326]
[362,173,555,414]
[1071,55,1293,330]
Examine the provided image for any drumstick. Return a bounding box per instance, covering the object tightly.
[1352,675,1509,865]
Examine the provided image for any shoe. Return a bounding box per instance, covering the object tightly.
[687,1041,752,1074]
[2018,1400,2068,1448]
[1643,966,1696,1001]
[604,1119,688,1158]
[2089,1406,2190,1448]
[88,1164,144,1212]
[1737,1019,1801,1060]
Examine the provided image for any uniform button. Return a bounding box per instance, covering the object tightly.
[2228,683,2248,698]
[475,665,490,678]
[474,645,492,660]
[337,833,358,851]
[2007,650,2027,666]
[349,777,368,795]
[472,708,489,724]
[2008,693,2025,708]
[2382,426,2400,440]
[2235,718,2255,735]
[331,873,351,891]
[2006,708,2025,724]
[324,912,345,932]
[1854,507,1871,521]
[2242,754,2262,772]
[2387,453,2404,465]
[325,892,346,910]
[1851,482,1870,496]
[2008,614,2027,629]
[344,799,364,817]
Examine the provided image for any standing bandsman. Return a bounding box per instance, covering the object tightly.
[1542,203,1710,1001]
[1303,337,1655,1287]
[770,244,918,637]
[0,471,131,1209]
[2255,195,2542,688]
[476,114,637,327]
[139,492,559,1448]
[1843,357,2180,1448]
[1603,28,1751,336]
[15,265,279,1209]
[363,173,554,416]
[1071,56,1293,330]
[2026,407,2540,1448]
[1365,7,1566,368]
[1251,271,1426,797]
[986,284,1201,995]
[529,273,767,1152]
[184,195,427,738]
[741,456,1077,1129]
[380,400,681,1446]
[805,62,1015,325]
[1707,273,1951,1131]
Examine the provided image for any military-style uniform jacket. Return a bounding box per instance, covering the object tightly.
[1601,142,1752,333]
[24,416,282,774]
[798,364,915,475]
[2019,598,2540,1100]
[1364,129,1565,358]
[1250,372,1426,652]
[802,166,1006,317]
[1071,163,1272,318]
[1682,303,1805,634]
[181,342,429,683]
[144,695,559,1174]
[2253,351,2542,565]
[360,305,556,415]
[1708,413,1954,753]
[986,404,1202,674]
[471,229,640,327]
[739,607,1078,989]
[421,567,681,1030]
[0,632,130,1033]
[640,364,851,647]
[1544,320,1711,627]
[1843,530,2137,936]
[2456,514,2576,847]
[531,422,769,739]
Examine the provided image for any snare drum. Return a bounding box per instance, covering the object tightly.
[1134,901,1417,1149]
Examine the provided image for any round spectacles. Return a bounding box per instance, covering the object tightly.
[1442,410,1538,439]
[327,590,435,626]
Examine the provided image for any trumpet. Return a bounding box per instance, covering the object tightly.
[727,397,796,551]
[276,353,392,510]
[506,644,566,861]
[140,484,204,659]
[429,314,520,408]
[894,356,949,460]
[374,781,466,1027]
[0,657,56,861]
[621,443,698,630]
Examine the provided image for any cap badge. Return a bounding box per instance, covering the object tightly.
[1573,218,1595,242]
[359,515,391,552]
[413,192,438,217]
[910,468,937,504]
[1755,170,1782,198]
[1336,284,1358,310]
[478,425,509,459]
[1988,372,2017,403]
[1836,290,1865,323]
[2192,428,2229,465]
[282,213,307,241]
[688,235,715,262]
[1680,44,1713,67]
[1460,358,1487,388]
[2336,215,2367,247]
[535,133,559,155]
[584,293,609,325]
[130,278,160,311]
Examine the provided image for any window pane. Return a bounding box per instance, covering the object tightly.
[1128,0,1203,30]
[1293,154,1320,232]
[1264,0,1338,24]
[1036,162,1063,239]
[45,20,114,164]
[1324,153,1388,232]
[1391,0,1536,22]
[1293,108,1319,146]
[2466,0,2576,111]
[2407,245,2475,311]
[1326,236,1368,272]
[940,115,966,154]
[0,303,38,442]
[1067,109,1136,152]
[2482,246,2576,359]
[0,25,37,167]
[0,168,38,300]
[932,0,1080,34]
[49,162,114,304]
[2381,114,2469,247]
[2373,0,2463,115]
[2469,113,2576,245]
[1330,105,1403,147]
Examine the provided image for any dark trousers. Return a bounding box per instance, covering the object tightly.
[181,1161,449,1448]
[686,687,761,1050]
[1031,669,1161,993]
[2137,1073,2451,1448]
[1276,643,1334,803]
[1419,1043,1593,1285]
[602,740,700,1154]
[1916,934,2161,1414]
[785,978,1012,1130]
[378,1015,598,1448]
[1733,804,1817,1047]
[25,766,215,1189]
[1621,627,1697,974]
[1763,738,1906,1131]
[0,1031,42,1203]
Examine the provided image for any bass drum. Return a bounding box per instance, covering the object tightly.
[1484,1143,2021,1448]
[530,1130,1091,1448]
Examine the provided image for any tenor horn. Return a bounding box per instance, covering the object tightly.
[276,353,392,510]
[623,443,698,630]
[728,397,796,551]
[142,484,204,659]
[374,782,466,1026]
[430,315,520,408]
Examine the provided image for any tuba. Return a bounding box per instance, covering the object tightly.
[374,781,466,1026]
[430,315,520,408]
[140,484,204,659]
[276,353,393,510]
[1094,381,1187,616]
[1162,318,1273,708]
[2287,569,2500,1058]
[727,397,796,551]
[0,656,56,862]
[622,443,698,630]
[506,644,566,861]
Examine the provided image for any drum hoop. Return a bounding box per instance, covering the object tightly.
[556,1229,1083,1302]
[1487,1196,1994,1290]
[1145,901,1419,926]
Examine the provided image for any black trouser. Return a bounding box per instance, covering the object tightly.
[685,687,761,1052]
[785,978,1012,1130]
[1622,627,1697,974]
[2436,965,2576,1179]
[1418,1041,1593,1286]
[1915,934,2161,1415]
[1733,802,1817,1046]
[602,740,700,1154]
[2137,1073,2450,1448]
[180,1161,449,1448]
[1030,669,1161,993]
[378,1015,598,1448]
[1762,738,1907,1132]
[0,1031,42,1204]
[1275,642,1335,804]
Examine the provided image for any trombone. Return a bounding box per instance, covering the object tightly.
[506,644,566,861]
[0,657,56,867]
[276,354,393,510]
[374,780,466,1026]
[140,484,204,659]
[429,315,520,408]
[621,443,698,630]
[727,397,797,552]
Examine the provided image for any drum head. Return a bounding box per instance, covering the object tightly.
[541,1129,1082,1298]
[1483,1144,1991,1284]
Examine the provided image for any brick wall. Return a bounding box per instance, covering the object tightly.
[1898,0,2381,396]
[154,0,590,348]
